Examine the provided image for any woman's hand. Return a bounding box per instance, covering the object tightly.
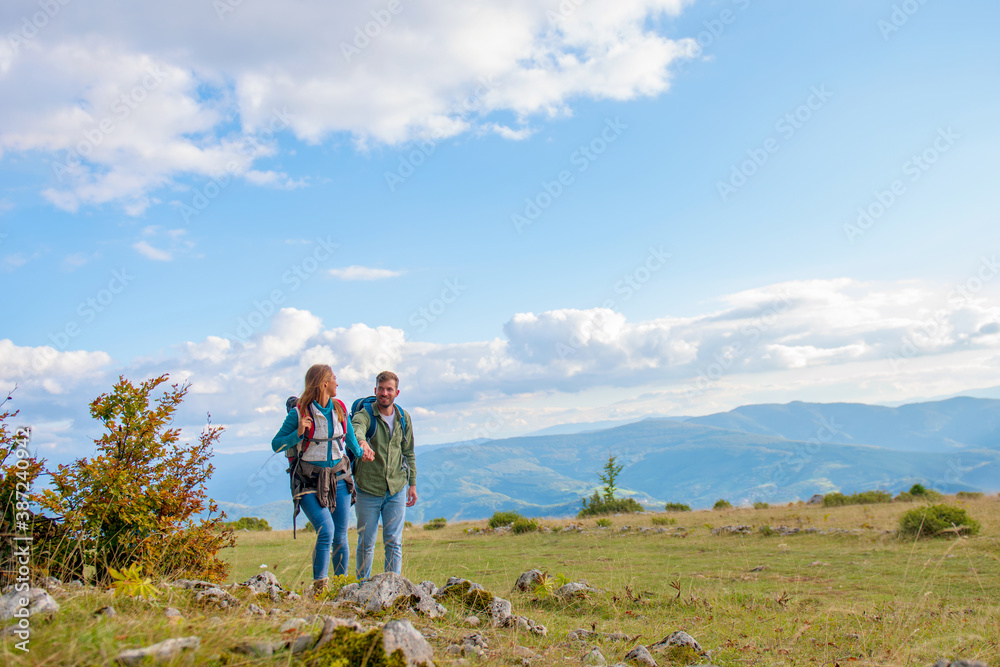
[297,415,313,436]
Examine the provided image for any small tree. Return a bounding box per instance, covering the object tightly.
[599,455,624,501]
[39,375,234,583]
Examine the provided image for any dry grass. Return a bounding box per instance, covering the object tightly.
[3,495,998,665]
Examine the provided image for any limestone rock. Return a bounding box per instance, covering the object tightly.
[930,661,990,667]
[231,640,276,657]
[649,630,702,653]
[582,646,608,665]
[513,569,544,592]
[464,615,480,627]
[194,586,239,609]
[280,618,307,633]
[115,636,201,665]
[334,572,445,618]
[624,644,657,666]
[238,571,288,601]
[0,587,59,620]
[94,606,117,619]
[712,525,753,536]
[382,618,436,667]
[418,580,439,597]
[555,582,600,599]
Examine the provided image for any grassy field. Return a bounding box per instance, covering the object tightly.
[3,495,999,665]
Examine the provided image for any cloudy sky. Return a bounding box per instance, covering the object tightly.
[2,0,999,458]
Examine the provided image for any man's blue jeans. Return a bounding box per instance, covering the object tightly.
[355,487,406,580]
[299,479,352,580]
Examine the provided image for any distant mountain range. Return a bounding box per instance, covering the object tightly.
[208,396,1000,529]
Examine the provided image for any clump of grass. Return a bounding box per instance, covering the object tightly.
[664,502,691,512]
[753,502,769,509]
[899,504,980,538]
[423,517,447,530]
[578,491,644,517]
[404,521,413,528]
[822,490,893,507]
[651,516,676,526]
[488,510,525,528]
[511,517,540,534]
[955,491,983,499]
[595,518,612,528]
[713,499,733,510]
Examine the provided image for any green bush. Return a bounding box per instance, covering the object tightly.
[899,504,980,539]
[404,521,413,528]
[226,517,271,531]
[423,517,447,530]
[651,516,676,526]
[713,499,733,510]
[753,502,769,509]
[488,510,525,528]
[578,491,644,517]
[822,490,893,507]
[511,517,540,534]
[595,518,612,528]
[896,483,943,502]
[664,502,691,512]
[301,521,315,533]
[956,491,984,500]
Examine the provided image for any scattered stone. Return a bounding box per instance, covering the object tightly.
[168,579,219,591]
[334,571,446,618]
[555,582,600,599]
[238,571,288,601]
[41,577,62,589]
[206,616,223,626]
[488,596,513,626]
[418,580,439,597]
[194,586,239,610]
[382,618,436,666]
[164,607,182,618]
[231,640,276,657]
[749,565,767,572]
[437,577,485,597]
[115,636,201,665]
[712,525,752,536]
[268,607,286,617]
[246,603,267,616]
[464,615,481,627]
[624,644,657,667]
[286,591,302,602]
[808,561,829,567]
[650,630,702,653]
[582,645,608,665]
[514,645,538,660]
[930,661,989,667]
[288,633,315,654]
[280,618,307,633]
[94,606,117,619]
[0,587,59,620]
[502,614,548,636]
[513,569,544,592]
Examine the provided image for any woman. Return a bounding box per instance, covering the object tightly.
[272,364,374,595]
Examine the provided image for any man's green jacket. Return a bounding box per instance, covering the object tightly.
[351,405,416,497]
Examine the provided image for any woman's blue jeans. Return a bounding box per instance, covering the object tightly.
[299,479,352,580]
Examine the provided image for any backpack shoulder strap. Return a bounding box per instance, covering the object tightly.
[364,402,377,441]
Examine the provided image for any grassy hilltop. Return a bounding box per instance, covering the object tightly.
[4,495,999,666]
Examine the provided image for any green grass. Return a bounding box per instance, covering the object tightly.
[4,497,1000,665]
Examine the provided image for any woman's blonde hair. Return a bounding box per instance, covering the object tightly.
[298,364,345,422]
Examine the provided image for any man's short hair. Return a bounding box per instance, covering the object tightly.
[376,371,399,388]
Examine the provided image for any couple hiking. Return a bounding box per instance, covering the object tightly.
[271,365,417,596]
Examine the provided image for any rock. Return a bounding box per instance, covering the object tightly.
[437,577,484,597]
[0,587,59,620]
[464,615,481,627]
[582,646,608,665]
[287,591,302,602]
[748,565,767,572]
[382,618,436,667]
[238,571,287,601]
[41,577,62,589]
[206,616,223,626]
[268,607,286,617]
[280,618,307,633]
[313,616,368,650]
[555,582,600,599]
[711,525,752,536]
[488,596,513,626]
[288,633,315,654]
[624,644,657,666]
[650,630,702,653]
[930,661,990,667]
[115,636,201,665]
[193,586,240,610]
[231,640,276,657]
[168,579,219,591]
[503,614,548,636]
[513,569,544,592]
[164,607,182,618]
[94,606,117,619]
[418,580,439,597]
[246,603,267,616]
[334,572,446,618]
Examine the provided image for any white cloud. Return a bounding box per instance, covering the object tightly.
[133,240,172,261]
[8,277,1000,453]
[328,266,404,281]
[0,0,698,213]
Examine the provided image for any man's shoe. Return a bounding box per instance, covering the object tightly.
[311,577,328,599]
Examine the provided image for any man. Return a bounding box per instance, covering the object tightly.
[352,370,417,580]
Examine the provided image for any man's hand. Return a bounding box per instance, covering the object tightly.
[360,441,375,462]
[406,485,418,507]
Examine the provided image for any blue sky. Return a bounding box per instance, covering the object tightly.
[2,0,999,456]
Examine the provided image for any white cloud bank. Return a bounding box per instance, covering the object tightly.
[4,278,1000,455]
[0,0,697,213]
